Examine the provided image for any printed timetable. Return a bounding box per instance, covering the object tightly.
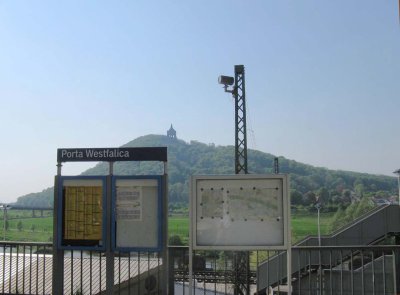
[63,185,103,241]
[116,186,142,221]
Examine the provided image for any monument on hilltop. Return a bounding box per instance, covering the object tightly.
[167,124,177,139]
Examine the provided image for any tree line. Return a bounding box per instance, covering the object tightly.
[14,134,397,209]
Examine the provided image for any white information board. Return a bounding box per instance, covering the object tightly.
[191,174,290,250]
[113,177,162,251]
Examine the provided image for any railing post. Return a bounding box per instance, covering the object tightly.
[163,164,170,295]
[395,235,400,293]
[168,247,175,295]
[106,162,114,295]
[52,164,64,295]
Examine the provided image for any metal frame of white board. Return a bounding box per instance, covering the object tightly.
[190,174,290,251]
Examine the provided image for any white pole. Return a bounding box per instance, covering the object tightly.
[315,203,321,247]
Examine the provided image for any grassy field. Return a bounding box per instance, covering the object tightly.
[0,217,53,242]
[168,216,190,244]
[167,212,334,244]
[0,212,334,244]
[291,212,334,242]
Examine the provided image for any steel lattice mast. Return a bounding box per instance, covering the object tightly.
[234,65,248,175]
[233,65,250,295]
[218,65,250,295]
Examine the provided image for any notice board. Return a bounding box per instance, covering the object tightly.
[58,176,106,250]
[112,176,163,251]
[191,174,290,250]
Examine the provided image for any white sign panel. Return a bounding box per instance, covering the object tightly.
[114,178,161,250]
[191,174,290,250]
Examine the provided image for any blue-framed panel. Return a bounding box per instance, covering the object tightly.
[57,176,107,250]
[111,175,163,252]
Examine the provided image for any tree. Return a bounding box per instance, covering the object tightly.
[169,235,184,246]
[329,207,346,231]
[354,197,374,217]
[17,221,23,232]
[354,183,365,198]
[342,189,352,203]
[344,203,357,222]
[317,187,330,204]
[290,190,303,205]
[303,191,316,205]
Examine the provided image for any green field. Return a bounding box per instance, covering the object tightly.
[0,212,333,244]
[168,216,190,244]
[0,216,53,242]
[291,212,334,242]
[168,213,334,244]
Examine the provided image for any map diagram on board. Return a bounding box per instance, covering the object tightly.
[228,187,280,221]
[193,176,288,249]
[198,183,282,222]
[199,189,224,218]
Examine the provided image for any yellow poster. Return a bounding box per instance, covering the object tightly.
[64,186,102,240]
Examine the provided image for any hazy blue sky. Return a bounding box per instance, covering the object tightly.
[0,1,399,202]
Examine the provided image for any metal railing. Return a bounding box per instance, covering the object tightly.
[169,246,261,295]
[0,242,399,294]
[293,245,400,295]
[257,245,400,295]
[0,241,52,295]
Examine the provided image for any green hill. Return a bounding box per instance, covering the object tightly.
[14,134,397,207]
[13,187,54,207]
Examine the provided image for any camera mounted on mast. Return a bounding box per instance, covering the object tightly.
[218,75,235,95]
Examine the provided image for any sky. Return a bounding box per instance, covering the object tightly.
[0,1,399,203]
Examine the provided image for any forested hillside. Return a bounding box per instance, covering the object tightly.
[14,134,397,207]
[14,187,54,207]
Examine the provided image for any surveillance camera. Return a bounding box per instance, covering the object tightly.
[218,75,234,86]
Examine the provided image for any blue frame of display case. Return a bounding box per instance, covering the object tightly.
[57,175,107,251]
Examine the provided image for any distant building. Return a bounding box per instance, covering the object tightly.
[167,124,177,139]
[374,198,391,206]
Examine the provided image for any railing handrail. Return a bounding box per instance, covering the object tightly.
[296,204,392,245]
[2,243,398,250]
[328,204,391,237]
[293,244,400,250]
[0,241,53,246]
